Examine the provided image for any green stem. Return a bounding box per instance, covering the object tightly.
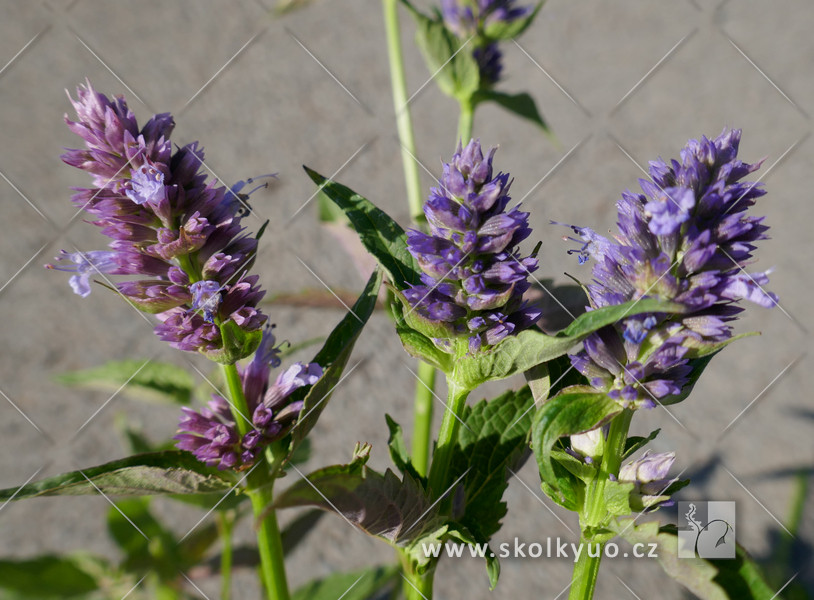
[399,549,434,600]
[584,410,633,528]
[571,410,633,600]
[220,363,290,600]
[456,97,475,144]
[426,380,469,498]
[382,0,424,224]
[217,511,235,600]
[248,478,290,600]
[221,362,253,437]
[568,539,603,600]
[411,361,436,477]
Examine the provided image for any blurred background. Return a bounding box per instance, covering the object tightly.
[0,0,811,598]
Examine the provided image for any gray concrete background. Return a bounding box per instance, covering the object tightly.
[0,0,812,598]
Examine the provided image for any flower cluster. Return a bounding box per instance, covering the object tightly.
[440,0,531,85]
[404,139,540,352]
[175,328,323,470]
[563,129,776,408]
[48,81,267,359]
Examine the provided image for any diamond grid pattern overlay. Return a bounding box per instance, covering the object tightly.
[0,0,812,598]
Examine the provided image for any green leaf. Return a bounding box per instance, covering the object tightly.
[292,565,399,600]
[303,167,420,290]
[602,480,635,519]
[708,543,777,600]
[623,428,661,459]
[472,90,550,135]
[455,298,685,389]
[451,387,534,542]
[0,452,234,499]
[613,520,776,600]
[403,3,480,100]
[55,359,195,405]
[394,325,453,372]
[0,555,107,598]
[288,269,382,458]
[445,387,535,588]
[531,390,621,509]
[482,0,544,39]
[274,462,442,546]
[385,414,423,482]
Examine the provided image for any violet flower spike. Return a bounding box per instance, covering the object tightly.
[404,139,540,352]
[53,81,269,358]
[175,326,323,470]
[45,250,120,297]
[559,129,777,409]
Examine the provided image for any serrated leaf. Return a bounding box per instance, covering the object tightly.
[292,565,399,600]
[0,555,107,598]
[274,463,442,546]
[303,167,420,290]
[0,452,234,499]
[451,387,534,542]
[531,391,621,509]
[455,298,685,389]
[55,359,195,405]
[288,269,381,459]
[472,90,550,135]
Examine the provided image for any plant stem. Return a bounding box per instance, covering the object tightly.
[456,97,475,144]
[220,363,290,600]
[570,409,633,600]
[382,0,424,224]
[568,538,603,600]
[222,362,253,437]
[426,380,469,498]
[411,361,436,477]
[217,511,235,600]
[248,477,290,600]
[584,410,633,528]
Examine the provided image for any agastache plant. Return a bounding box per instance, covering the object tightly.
[28,81,382,600]
[532,129,778,600]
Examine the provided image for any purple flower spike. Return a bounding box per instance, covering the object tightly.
[174,339,322,470]
[404,140,540,352]
[52,81,269,358]
[560,129,776,409]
